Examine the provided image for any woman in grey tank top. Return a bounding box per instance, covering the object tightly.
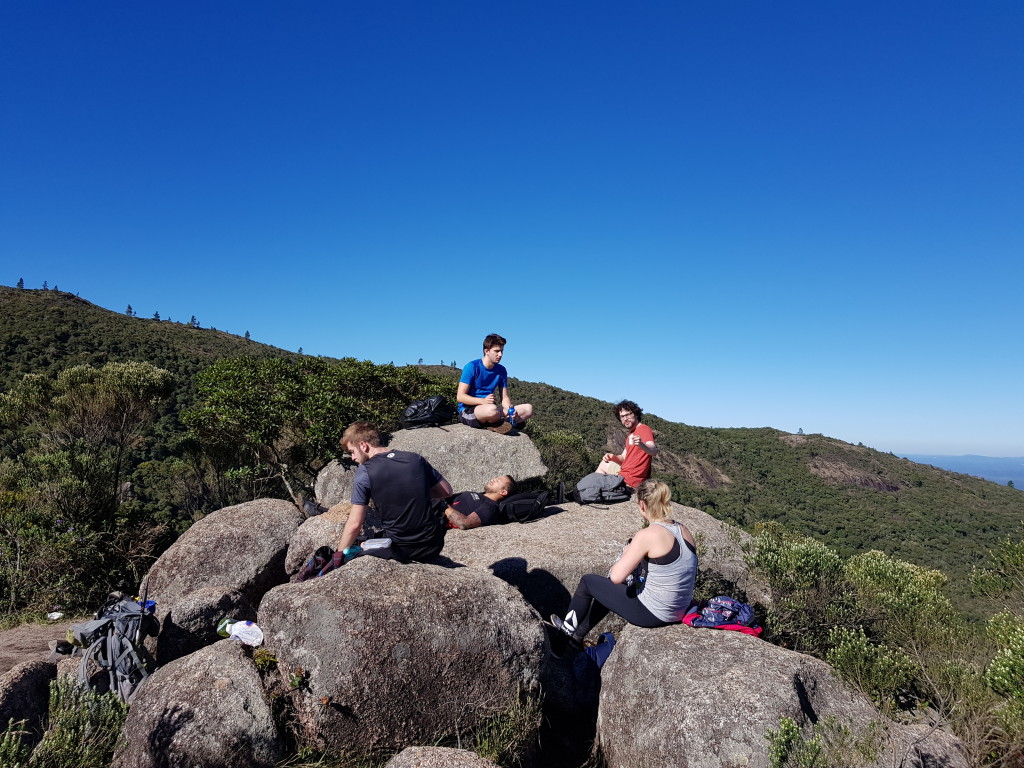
[550,480,698,653]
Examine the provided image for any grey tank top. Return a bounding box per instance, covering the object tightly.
[638,521,698,623]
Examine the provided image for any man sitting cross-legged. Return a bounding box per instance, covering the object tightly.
[443,475,515,530]
[457,333,533,434]
[594,399,658,490]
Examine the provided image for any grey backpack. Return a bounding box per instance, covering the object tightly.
[68,595,158,703]
[576,472,632,504]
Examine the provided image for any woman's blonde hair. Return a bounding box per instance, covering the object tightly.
[636,479,672,522]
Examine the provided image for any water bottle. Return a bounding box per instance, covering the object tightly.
[507,406,516,424]
[228,620,264,647]
[216,617,236,637]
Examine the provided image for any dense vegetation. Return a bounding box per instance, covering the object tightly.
[3,284,1024,613]
[3,284,1024,765]
[750,524,1024,766]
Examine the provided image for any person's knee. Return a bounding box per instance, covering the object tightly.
[474,404,501,422]
[515,403,534,420]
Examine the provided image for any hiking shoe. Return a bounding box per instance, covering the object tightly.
[546,618,583,659]
[486,420,514,435]
[549,614,573,636]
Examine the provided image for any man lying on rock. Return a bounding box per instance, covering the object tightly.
[333,421,453,565]
[442,475,514,529]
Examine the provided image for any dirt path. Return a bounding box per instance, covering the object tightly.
[0,619,84,675]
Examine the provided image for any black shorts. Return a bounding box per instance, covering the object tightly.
[458,406,482,428]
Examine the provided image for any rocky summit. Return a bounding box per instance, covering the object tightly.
[12,427,969,767]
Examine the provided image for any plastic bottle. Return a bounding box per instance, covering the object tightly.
[507,406,516,423]
[216,617,236,637]
[228,620,264,647]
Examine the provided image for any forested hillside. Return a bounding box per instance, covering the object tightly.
[3,285,1023,610]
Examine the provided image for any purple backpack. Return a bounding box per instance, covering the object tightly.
[690,596,755,628]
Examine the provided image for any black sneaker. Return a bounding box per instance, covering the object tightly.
[546,618,583,659]
[549,614,572,635]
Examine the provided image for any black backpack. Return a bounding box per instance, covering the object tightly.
[499,491,549,523]
[401,395,455,428]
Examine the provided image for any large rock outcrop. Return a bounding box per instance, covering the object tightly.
[284,503,351,574]
[258,557,545,758]
[315,425,547,509]
[140,499,302,662]
[597,624,966,768]
[142,498,303,607]
[147,587,256,664]
[440,497,764,625]
[384,746,500,767]
[112,640,282,768]
[388,425,547,491]
[0,660,55,751]
[314,461,357,510]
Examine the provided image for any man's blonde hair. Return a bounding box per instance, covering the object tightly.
[341,421,382,448]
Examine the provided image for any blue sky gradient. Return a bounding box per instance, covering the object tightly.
[2,2,1022,454]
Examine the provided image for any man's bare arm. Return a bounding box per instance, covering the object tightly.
[457,381,494,407]
[337,504,367,552]
[445,507,482,530]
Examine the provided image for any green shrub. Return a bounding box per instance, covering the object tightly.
[973,533,1024,615]
[825,627,916,708]
[0,677,127,768]
[0,719,31,767]
[184,357,453,503]
[747,523,854,653]
[986,612,1024,701]
[530,429,594,491]
[766,715,881,768]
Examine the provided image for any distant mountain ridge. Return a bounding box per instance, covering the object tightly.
[903,454,1024,488]
[3,284,1024,605]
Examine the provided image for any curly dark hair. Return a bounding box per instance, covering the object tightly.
[613,399,642,422]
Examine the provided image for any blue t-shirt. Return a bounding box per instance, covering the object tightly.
[458,359,508,413]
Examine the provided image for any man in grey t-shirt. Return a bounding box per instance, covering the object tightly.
[336,421,452,563]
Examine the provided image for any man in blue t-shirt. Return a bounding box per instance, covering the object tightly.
[335,421,453,563]
[456,333,534,434]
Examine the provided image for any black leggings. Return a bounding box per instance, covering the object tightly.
[564,573,671,640]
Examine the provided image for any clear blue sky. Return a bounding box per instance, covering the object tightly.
[2,2,1022,456]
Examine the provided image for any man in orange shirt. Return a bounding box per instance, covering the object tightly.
[595,400,658,488]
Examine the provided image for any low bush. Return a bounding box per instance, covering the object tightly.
[0,677,127,768]
[766,715,882,768]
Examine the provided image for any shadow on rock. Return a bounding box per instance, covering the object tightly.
[488,557,571,621]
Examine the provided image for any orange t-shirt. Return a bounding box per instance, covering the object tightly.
[620,423,654,488]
